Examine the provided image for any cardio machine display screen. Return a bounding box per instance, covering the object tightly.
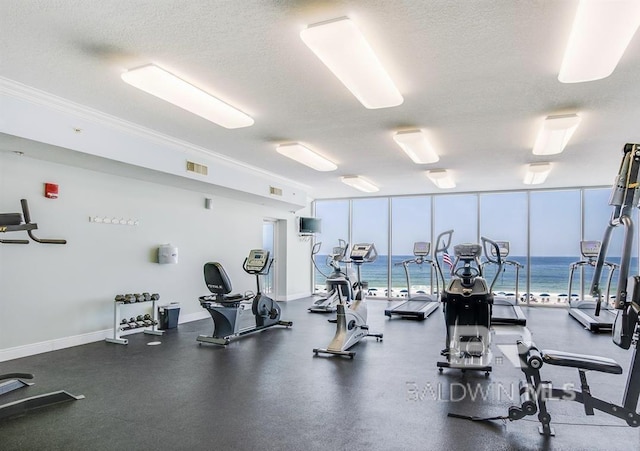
[413,242,430,256]
[491,241,509,258]
[246,250,269,270]
[454,243,481,258]
[581,240,601,258]
[350,243,374,261]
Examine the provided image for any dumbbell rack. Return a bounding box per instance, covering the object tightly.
[105,297,164,345]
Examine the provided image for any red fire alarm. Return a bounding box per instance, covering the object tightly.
[44,183,59,199]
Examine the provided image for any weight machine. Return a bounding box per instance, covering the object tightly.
[1,199,84,420]
[452,143,640,436]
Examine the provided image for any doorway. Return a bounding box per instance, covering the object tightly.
[262,220,277,296]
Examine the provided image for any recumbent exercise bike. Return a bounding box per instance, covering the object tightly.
[197,249,292,346]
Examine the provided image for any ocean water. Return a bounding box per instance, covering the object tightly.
[314,255,639,297]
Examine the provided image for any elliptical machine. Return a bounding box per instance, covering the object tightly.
[309,240,353,313]
[313,243,383,358]
[437,237,502,376]
[197,249,293,346]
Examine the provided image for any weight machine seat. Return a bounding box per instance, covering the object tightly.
[202,262,246,305]
[0,213,22,226]
[541,350,623,374]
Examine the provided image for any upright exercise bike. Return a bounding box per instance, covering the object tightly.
[197,249,293,346]
[437,237,503,376]
[313,243,383,358]
[308,240,353,313]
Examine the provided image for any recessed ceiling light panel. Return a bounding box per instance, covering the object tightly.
[426,169,455,189]
[121,64,254,129]
[276,143,337,171]
[393,130,439,164]
[532,114,581,155]
[559,0,640,83]
[341,175,379,193]
[300,17,403,109]
[524,162,552,185]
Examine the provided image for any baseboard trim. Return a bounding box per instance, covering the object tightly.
[0,329,112,362]
[0,311,211,362]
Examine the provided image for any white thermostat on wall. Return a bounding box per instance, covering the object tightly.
[158,244,178,264]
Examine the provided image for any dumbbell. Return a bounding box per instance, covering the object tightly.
[134,293,143,302]
[128,317,138,328]
[124,294,135,304]
[142,292,151,302]
[115,295,125,303]
[151,293,160,301]
[120,318,129,330]
[135,315,146,328]
[142,313,154,326]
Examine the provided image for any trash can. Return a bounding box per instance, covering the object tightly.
[158,303,180,330]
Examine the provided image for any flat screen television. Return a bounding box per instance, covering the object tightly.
[299,217,321,234]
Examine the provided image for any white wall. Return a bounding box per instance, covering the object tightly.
[0,152,312,360]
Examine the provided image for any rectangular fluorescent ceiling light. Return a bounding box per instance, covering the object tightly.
[121,64,254,129]
[532,114,581,155]
[276,143,337,171]
[393,130,439,164]
[426,169,455,189]
[559,0,640,83]
[341,176,379,193]
[300,17,403,109]
[524,163,552,185]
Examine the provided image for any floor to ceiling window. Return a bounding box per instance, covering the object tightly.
[479,192,528,301]
[433,194,478,284]
[313,200,349,293]
[390,196,432,299]
[529,190,581,305]
[312,186,639,306]
[351,198,389,298]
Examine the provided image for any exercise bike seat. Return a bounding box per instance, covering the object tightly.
[202,262,246,305]
[541,350,623,374]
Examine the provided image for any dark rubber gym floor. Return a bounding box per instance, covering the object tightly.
[1,298,639,450]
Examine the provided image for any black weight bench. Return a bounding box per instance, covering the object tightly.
[541,349,623,374]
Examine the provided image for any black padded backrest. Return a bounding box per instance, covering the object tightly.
[203,262,233,295]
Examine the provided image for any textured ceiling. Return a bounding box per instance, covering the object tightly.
[1,0,639,199]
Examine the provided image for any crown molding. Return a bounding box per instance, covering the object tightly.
[0,76,311,192]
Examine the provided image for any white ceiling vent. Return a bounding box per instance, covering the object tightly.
[269,186,283,196]
[186,160,208,176]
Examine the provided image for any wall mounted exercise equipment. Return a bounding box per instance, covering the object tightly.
[0,199,81,419]
[0,199,66,244]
